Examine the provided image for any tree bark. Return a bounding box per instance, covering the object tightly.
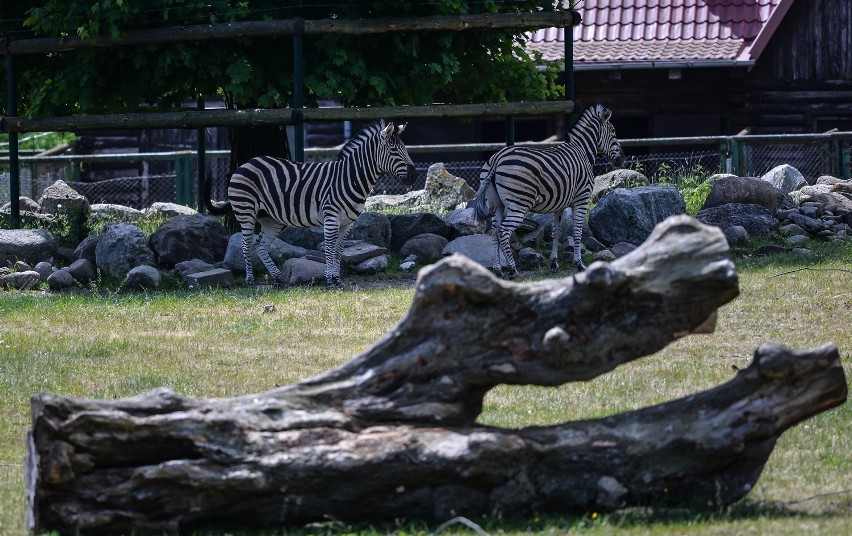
[26,216,848,534]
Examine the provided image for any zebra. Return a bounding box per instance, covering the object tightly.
[473,103,624,279]
[205,121,417,288]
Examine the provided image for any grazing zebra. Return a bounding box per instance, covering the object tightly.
[473,103,624,278]
[205,121,417,288]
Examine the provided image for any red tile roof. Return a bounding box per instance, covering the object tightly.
[528,0,794,70]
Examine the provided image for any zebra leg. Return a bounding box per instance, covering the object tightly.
[497,227,518,279]
[489,218,503,277]
[257,219,286,285]
[239,227,257,286]
[550,211,563,272]
[323,215,345,289]
[572,203,588,272]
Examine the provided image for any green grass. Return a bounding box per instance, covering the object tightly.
[1,240,850,535]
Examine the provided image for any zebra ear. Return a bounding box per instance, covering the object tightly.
[397,123,407,134]
[381,123,395,140]
[602,108,612,122]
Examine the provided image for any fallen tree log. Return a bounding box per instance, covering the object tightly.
[26,215,847,534]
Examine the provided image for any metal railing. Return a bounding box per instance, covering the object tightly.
[2,131,850,211]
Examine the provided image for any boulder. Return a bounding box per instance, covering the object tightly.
[279,226,324,250]
[38,180,91,245]
[222,234,308,273]
[441,234,495,268]
[122,265,161,290]
[174,259,216,279]
[695,203,779,238]
[90,203,144,221]
[352,255,389,275]
[280,258,325,286]
[389,213,451,252]
[722,225,750,247]
[73,235,99,265]
[399,233,449,263]
[148,214,229,268]
[443,208,485,238]
[610,242,638,258]
[47,269,76,291]
[591,169,649,203]
[0,196,40,214]
[784,211,827,235]
[95,223,156,279]
[365,163,473,214]
[348,212,392,248]
[0,229,58,267]
[185,268,234,290]
[341,242,388,265]
[1,270,41,290]
[143,203,196,219]
[34,261,54,281]
[66,258,97,284]
[702,176,785,213]
[517,247,545,268]
[588,185,686,247]
[759,164,807,193]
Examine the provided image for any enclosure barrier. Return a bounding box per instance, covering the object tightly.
[2,131,850,210]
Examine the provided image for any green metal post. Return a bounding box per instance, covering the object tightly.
[174,157,191,205]
[6,52,20,228]
[730,138,741,176]
[842,140,851,180]
[292,19,305,162]
[505,117,515,146]
[196,96,206,212]
[565,15,576,136]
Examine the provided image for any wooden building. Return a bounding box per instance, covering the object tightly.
[528,0,852,138]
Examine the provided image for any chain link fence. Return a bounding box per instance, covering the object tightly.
[3,133,850,210]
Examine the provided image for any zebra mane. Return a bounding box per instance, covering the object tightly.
[336,120,386,161]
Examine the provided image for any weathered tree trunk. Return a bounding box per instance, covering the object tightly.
[26,216,847,534]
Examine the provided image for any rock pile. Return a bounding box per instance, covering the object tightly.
[1,163,850,291]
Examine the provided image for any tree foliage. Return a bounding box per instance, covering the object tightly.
[1,1,565,117]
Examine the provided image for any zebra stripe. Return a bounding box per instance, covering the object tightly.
[473,103,624,278]
[218,120,417,288]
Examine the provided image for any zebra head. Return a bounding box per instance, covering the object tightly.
[378,122,418,187]
[595,106,625,168]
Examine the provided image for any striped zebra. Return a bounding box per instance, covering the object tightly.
[473,103,624,278]
[205,121,417,288]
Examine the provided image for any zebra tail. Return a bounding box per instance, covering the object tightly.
[473,167,497,221]
[202,170,232,216]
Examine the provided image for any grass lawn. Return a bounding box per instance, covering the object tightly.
[1,240,850,535]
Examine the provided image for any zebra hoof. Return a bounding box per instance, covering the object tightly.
[575,261,587,273]
[325,277,344,290]
[549,260,560,272]
[489,267,503,278]
[503,267,519,280]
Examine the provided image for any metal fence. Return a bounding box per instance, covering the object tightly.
[2,132,850,210]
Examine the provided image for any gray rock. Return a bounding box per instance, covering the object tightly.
[174,259,216,278]
[365,163,473,214]
[399,233,448,263]
[122,265,161,290]
[34,261,54,281]
[47,269,76,291]
[588,185,686,247]
[66,258,97,284]
[38,180,90,217]
[1,270,41,290]
[348,212,392,248]
[0,196,40,214]
[14,260,32,272]
[792,247,813,255]
[389,213,451,252]
[785,234,809,246]
[341,242,388,265]
[442,234,496,268]
[279,226,325,250]
[722,225,750,247]
[90,203,144,221]
[780,223,808,237]
[280,258,325,286]
[148,214,229,268]
[610,242,638,258]
[443,208,485,238]
[696,203,779,238]
[0,229,58,267]
[74,235,99,264]
[143,202,196,219]
[785,211,827,235]
[759,164,807,193]
[95,222,156,279]
[591,168,649,203]
[594,250,617,262]
[185,268,233,290]
[223,234,308,273]
[353,255,389,275]
[702,176,786,213]
[517,247,545,268]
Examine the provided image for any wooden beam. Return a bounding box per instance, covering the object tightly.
[0,101,576,133]
[2,12,579,56]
